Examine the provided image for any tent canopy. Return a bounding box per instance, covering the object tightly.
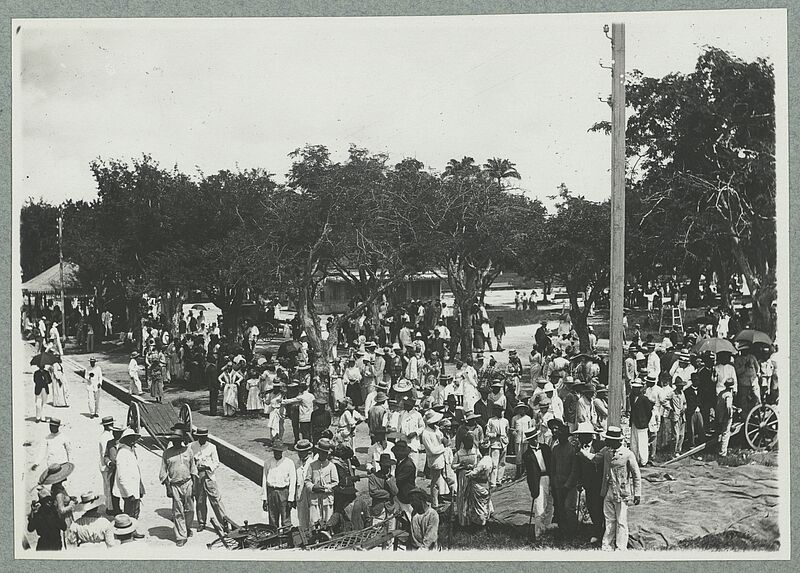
[21,262,87,295]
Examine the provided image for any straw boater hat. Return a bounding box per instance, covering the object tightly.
[465,412,482,423]
[393,379,414,393]
[645,374,657,385]
[130,351,139,358]
[424,410,444,425]
[39,462,75,485]
[195,427,209,436]
[631,381,644,389]
[509,349,517,355]
[374,347,385,356]
[601,426,624,442]
[295,439,313,453]
[572,421,597,436]
[315,438,334,453]
[113,514,137,536]
[543,381,555,392]
[439,374,453,384]
[73,491,102,518]
[118,428,141,445]
[101,416,114,427]
[524,427,540,442]
[514,402,529,413]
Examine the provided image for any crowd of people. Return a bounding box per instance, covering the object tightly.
[24,292,779,552]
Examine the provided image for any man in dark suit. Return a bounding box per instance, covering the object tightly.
[473,387,491,429]
[205,354,219,416]
[521,425,553,539]
[392,438,417,524]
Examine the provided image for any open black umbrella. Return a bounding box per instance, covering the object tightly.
[30,351,61,368]
[278,340,302,358]
[734,329,773,347]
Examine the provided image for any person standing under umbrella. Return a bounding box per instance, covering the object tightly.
[49,358,68,408]
[33,362,52,423]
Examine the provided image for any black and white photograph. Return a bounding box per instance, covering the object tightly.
[11,9,790,559]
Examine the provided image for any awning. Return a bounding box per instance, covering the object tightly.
[21,262,88,295]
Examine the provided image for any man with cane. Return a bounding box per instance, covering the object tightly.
[521,425,552,540]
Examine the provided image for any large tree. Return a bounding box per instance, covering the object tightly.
[592,47,777,335]
[535,185,611,353]
[20,199,60,282]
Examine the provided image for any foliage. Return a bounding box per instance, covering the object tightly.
[20,198,59,282]
[592,47,777,335]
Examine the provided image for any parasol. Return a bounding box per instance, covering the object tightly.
[278,340,302,358]
[30,351,61,368]
[692,338,737,355]
[734,329,773,347]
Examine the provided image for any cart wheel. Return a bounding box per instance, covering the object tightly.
[128,402,141,433]
[179,403,193,436]
[744,403,778,450]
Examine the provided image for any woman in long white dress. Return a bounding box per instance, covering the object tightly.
[49,361,69,408]
[265,386,285,443]
[245,374,262,413]
[219,362,241,417]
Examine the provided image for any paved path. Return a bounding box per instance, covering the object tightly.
[16,344,263,556]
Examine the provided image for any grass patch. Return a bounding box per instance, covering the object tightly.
[442,519,598,551]
[675,530,778,551]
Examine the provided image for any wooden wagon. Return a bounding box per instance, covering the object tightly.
[127,399,194,450]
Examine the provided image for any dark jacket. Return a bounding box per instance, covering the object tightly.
[550,440,577,489]
[474,399,490,429]
[522,443,552,500]
[395,456,417,504]
[630,393,655,430]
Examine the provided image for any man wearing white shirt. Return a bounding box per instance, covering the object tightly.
[645,344,661,379]
[262,443,297,527]
[366,429,395,473]
[282,382,315,441]
[398,398,425,473]
[669,352,695,385]
[85,357,103,418]
[98,416,115,514]
[292,439,314,528]
[190,428,231,531]
[33,418,72,470]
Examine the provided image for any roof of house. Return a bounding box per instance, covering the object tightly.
[21,262,87,295]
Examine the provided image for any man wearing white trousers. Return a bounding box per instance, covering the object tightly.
[85,357,103,418]
[628,382,654,466]
[98,416,115,514]
[580,426,642,551]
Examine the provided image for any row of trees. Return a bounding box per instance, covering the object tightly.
[21,47,777,371]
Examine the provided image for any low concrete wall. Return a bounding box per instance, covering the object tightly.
[64,353,264,486]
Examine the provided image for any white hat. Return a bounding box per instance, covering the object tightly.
[424,410,444,425]
[543,382,555,392]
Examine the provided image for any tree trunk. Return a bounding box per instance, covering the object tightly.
[748,270,777,340]
[297,284,330,398]
[569,307,590,354]
[459,300,473,360]
[542,279,552,303]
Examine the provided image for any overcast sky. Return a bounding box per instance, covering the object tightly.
[12,9,786,209]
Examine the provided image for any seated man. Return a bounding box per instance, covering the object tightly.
[408,487,439,551]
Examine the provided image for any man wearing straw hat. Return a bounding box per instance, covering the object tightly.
[397,395,425,472]
[367,390,390,444]
[32,418,72,471]
[262,442,296,528]
[306,438,339,525]
[567,422,605,543]
[112,428,145,539]
[579,426,642,551]
[190,427,231,532]
[293,439,314,529]
[159,428,198,546]
[97,416,115,518]
[521,426,553,539]
[66,491,117,547]
[420,409,448,508]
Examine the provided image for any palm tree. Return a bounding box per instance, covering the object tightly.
[482,157,521,188]
[443,156,480,179]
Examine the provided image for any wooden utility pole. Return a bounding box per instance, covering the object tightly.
[58,210,67,342]
[608,22,626,427]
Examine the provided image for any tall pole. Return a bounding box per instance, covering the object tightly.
[58,210,67,343]
[608,22,626,427]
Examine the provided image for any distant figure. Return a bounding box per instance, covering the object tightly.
[514,291,521,311]
[522,292,529,311]
[102,310,113,337]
